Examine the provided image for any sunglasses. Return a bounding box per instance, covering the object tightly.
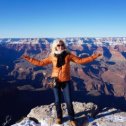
[57,44,64,47]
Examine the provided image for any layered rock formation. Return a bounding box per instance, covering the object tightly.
[1,38,126,98]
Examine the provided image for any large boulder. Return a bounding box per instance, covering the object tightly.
[12,102,126,126]
[12,101,98,126]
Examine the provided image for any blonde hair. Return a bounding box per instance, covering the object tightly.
[50,39,70,55]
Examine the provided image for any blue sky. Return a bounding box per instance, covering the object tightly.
[0,0,126,38]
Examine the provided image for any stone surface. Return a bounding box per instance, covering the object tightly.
[11,102,126,126]
[89,108,126,126]
[12,102,98,126]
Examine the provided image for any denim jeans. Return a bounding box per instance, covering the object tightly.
[52,81,75,121]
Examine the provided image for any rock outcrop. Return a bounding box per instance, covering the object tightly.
[12,102,98,126]
[89,108,126,126]
[12,102,126,126]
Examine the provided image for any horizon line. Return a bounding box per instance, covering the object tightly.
[0,36,126,39]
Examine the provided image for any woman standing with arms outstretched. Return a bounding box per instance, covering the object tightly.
[22,39,101,126]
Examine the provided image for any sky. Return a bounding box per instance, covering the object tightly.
[0,0,126,38]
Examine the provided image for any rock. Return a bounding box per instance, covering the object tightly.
[1,38,126,99]
[12,102,98,126]
[89,108,126,126]
[12,102,126,126]
[12,117,41,126]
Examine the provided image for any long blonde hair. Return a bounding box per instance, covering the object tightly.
[50,39,70,55]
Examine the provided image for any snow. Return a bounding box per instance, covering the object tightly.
[11,118,64,126]
[104,114,126,122]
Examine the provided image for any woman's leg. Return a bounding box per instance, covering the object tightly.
[62,81,75,121]
[52,85,62,119]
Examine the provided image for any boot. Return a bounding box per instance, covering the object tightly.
[55,118,62,124]
[69,120,78,126]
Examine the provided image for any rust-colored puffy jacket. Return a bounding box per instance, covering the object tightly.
[26,53,98,82]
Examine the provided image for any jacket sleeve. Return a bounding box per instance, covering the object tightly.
[69,53,98,64]
[25,56,52,66]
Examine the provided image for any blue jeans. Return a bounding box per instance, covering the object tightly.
[52,81,75,121]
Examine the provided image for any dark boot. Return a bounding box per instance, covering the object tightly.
[55,118,62,124]
[69,120,78,126]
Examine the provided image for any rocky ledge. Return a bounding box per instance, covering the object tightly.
[12,102,126,126]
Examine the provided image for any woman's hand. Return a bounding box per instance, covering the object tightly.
[95,53,102,57]
[91,53,102,59]
[21,55,31,60]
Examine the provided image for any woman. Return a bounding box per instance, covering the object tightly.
[22,39,101,126]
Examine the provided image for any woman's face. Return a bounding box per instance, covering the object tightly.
[56,41,65,51]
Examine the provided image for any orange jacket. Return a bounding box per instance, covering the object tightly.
[26,53,98,82]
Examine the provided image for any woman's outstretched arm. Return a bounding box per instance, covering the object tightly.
[69,53,102,64]
[22,55,52,66]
